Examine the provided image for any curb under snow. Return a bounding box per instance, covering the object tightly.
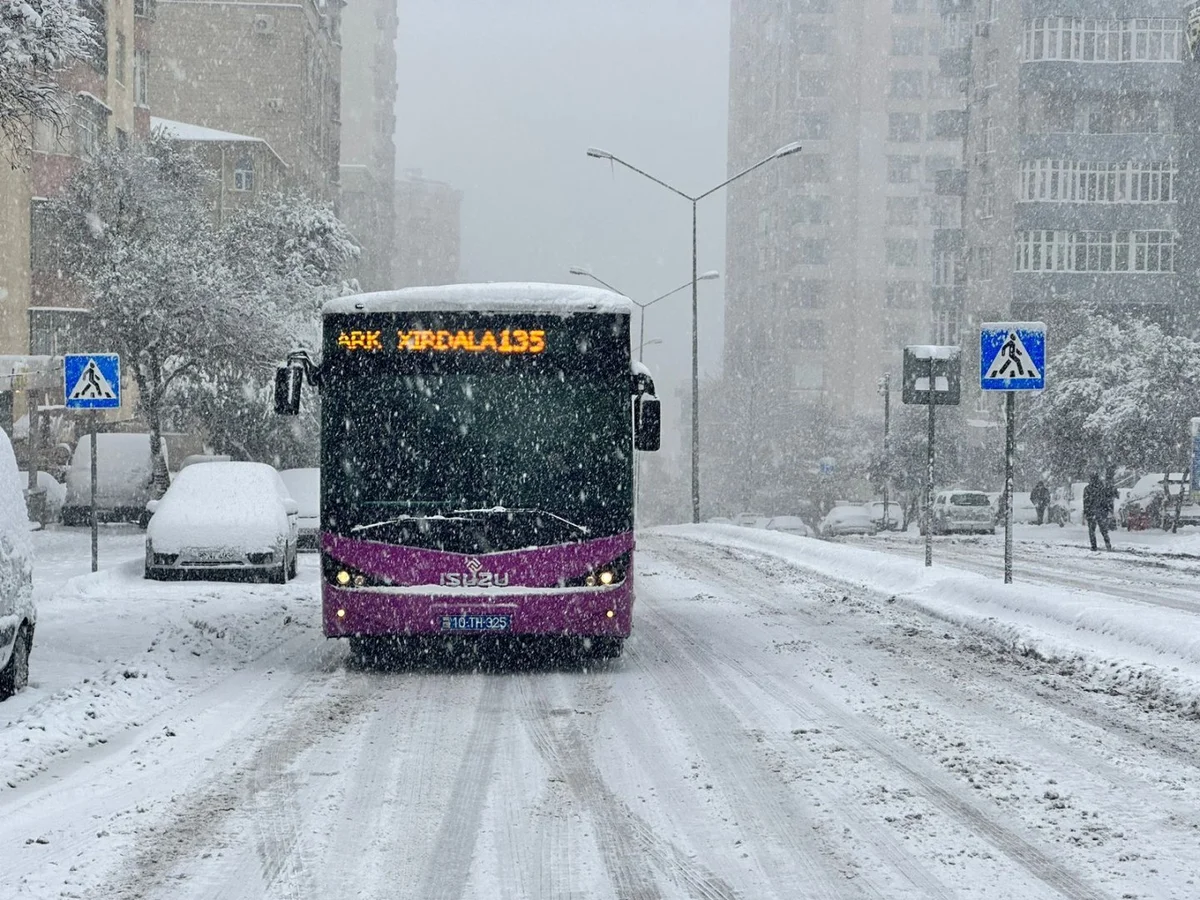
[656,525,1200,716]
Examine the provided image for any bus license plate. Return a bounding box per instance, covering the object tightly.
[440,614,511,632]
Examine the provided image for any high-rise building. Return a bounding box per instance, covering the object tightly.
[958,1,1182,342]
[149,0,342,202]
[0,0,149,359]
[338,0,398,290]
[394,170,462,288]
[724,0,965,417]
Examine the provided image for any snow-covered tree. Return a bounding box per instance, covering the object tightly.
[48,136,262,489]
[0,0,93,163]
[1026,315,1200,480]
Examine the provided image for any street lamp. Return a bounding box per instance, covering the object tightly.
[568,267,720,362]
[587,141,802,522]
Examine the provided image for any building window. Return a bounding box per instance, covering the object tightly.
[796,70,831,98]
[134,0,154,17]
[29,307,92,356]
[888,112,922,142]
[1022,17,1182,62]
[977,247,995,280]
[795,360,824,391]
[1014,230,1176,272]
[979,117,999,156]
[133,49,149,107]
[1017,160,1176,202]
[793,0,833,12]
[940,12,971,50]
[76,110,100,158]
[797,112,830,140]
[932,251,963,285]
[796,321,826,349]
[977,181,995,218]
[934,306,960,345]
[792,280,830,308]
[796,154,829,183]
[115,31,126,84]
[797,27,831,55]
[794,197,829,226]
[797,238,831,265]
[885,281,920,307]
[886,196,920,226]
[233,155,255,192]
[979,50,998,87]
[81,0,107,74]
[891,27,924,56]
[929,197,961,229]
[890,71,923,99]
[886,238,919,267]
[887,155,920,183]
[892,0,921,14]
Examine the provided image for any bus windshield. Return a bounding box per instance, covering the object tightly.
[321,310,633,548]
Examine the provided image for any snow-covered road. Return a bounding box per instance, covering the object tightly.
[2,527,1199,898]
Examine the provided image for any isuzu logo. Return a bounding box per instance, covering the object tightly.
[440,557,510,588]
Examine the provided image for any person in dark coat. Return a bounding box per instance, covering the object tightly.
[1031,480,1050,525]
[1083,472,1113,551]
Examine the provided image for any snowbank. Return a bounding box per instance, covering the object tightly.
[658,525,1200,713]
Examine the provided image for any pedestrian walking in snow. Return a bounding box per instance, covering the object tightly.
[1083,472,1113,551]
[1031,480,1050,525]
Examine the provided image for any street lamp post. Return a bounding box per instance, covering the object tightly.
[567,267,719,362]
[586,142,803,522]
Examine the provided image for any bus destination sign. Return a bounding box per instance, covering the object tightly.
[337,328,548,355]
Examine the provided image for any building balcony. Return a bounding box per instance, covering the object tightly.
[933,228,965,252]
[931,109,968,140]
[1013,202,1175,232]
[935,168,968,196]
[1019,133,1177,163]
[939,46,971,78]
[932,285,966,307]
[1012,271,1177,309]
[1019,60,1181,96]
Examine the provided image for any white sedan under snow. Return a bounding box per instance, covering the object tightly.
[144,462,299,582]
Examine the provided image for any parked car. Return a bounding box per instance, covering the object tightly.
[818,505,875,537]
[0,429,35,700]
[734,512,764,527]
[279,467,320,550]
[991,491,1039,526]
[1120,472,1194,528]
[864,500,902,532]
[144,462,299,582]
[923,490,995,535]
[766,515,813,537]
[707,516,733,525]
[62,433,164,527]
[177,453,232,471]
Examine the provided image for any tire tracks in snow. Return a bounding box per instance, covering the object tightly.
[649,535,1116,900]
[518,674,743,900]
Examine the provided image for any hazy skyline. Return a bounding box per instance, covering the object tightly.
[394,0,733,398]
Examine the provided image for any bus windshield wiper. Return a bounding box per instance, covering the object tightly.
[450,507,590,534]
[350,512,478,533]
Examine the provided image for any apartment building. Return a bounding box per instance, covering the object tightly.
[724,0,965,417]
[339,0,398,290]
[958,0,1182,342]
[0,0,149,360]
[149,0,341,202]
[394,170,463,288]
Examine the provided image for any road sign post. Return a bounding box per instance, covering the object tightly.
[980,323,1046,584]
[902,346,961,567]
[64,355,121,573]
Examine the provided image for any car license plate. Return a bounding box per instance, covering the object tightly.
[440,614,511,632]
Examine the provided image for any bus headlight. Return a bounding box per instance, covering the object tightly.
[562,553,629,588]
[336,570,351,586]
[599,570,614,585]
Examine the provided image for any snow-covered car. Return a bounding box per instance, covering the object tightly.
[1119,472,1190,529]
[766,515,813,537]
[733,512,765,527]
[818,505,875,537]
[864,500,902,532]
[925,490,995,535]
[62,433,163,527]
[0,429,35,700]
[992,491,1039,526]
[707,516,733,525]
[279,467,320,550]
[144,462,299,582]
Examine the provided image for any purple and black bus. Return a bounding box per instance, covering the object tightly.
[275,283,660,659]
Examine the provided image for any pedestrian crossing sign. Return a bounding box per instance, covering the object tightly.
[64,354,121,409]
[980,323,1045,392]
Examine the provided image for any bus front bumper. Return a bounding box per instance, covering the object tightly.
[322,582,634,638]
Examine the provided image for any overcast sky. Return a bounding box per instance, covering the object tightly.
[394,0,732,397]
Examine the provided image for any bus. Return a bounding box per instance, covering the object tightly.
[274,283,661,659]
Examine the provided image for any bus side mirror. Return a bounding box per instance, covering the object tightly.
[274,366,303,415]
[635,395,661,451]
